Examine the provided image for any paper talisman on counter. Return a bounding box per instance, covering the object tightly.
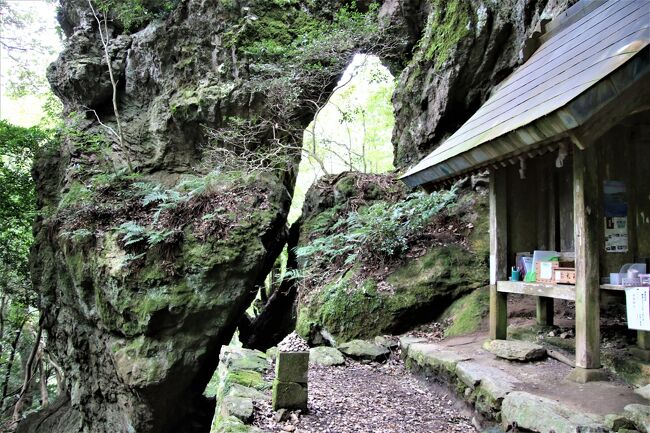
[626,287,650,331]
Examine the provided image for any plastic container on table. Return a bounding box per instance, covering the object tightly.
[524,250,559,282]
[611,263,647,286]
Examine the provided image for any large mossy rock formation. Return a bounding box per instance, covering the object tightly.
[21,0,576,431]
[295,172,489,344]
[22,1,401,433]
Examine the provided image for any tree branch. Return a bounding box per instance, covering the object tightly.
[87,0,133,172]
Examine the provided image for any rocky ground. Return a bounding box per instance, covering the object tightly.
[253,353,478,433]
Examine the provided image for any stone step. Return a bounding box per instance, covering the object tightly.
[456,361,521,400]
[406,342,472,373]
[483,339,547,362]
[401,340,644,432]
[501,391,607,433]
[338,339,390,362]
[309,346,345,366]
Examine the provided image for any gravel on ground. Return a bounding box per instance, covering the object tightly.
[253,352,478,433]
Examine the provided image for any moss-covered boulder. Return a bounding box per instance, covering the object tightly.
[439,286,490,337]
[295,173,488,344]
[207,346,271,433]
[338,339,391,362]
[27,169,286,433]
[309,346,345,366]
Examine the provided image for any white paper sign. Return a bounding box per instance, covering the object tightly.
[604,217,628,253]
[539,262,555,281]
[626,287,650,331]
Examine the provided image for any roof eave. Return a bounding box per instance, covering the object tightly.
[401,46,650,189]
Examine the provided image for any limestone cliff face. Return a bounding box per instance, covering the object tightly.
[23,1,395,432]
[391,0,577,169]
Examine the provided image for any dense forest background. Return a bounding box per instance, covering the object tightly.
[0,0,63,426]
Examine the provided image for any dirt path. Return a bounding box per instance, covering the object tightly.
[253,355,478,433]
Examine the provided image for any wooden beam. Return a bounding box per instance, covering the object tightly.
[497,281,575,301]
[489,169,508,340]
[571,73,650,148]
[573,148,601,369]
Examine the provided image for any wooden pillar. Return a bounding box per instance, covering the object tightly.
[537,162,554,327]
[573,148,601,369]
[489,169,508,340]
[631,331,650,362]
[536,297,554,326]
[638,331,650,350]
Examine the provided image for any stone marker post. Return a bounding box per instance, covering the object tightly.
[272,351,309,410]
[272,332,310,411]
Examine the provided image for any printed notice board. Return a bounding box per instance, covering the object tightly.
[604,180,628,253]
[626,287,650,331]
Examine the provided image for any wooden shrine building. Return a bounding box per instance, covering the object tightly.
[401,0,650,380]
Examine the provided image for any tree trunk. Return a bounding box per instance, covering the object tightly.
[39,358,49,408]
[1,319,26,408]
[238,224,300,350]
[13,319,43,422]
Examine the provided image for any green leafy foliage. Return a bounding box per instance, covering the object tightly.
[117,221,147,245]
[95,0,180,32]
[224,1,383,63]
[117,221,174,247]
[296,188,457,270]
[0,120,56,422]
[0,120,52,296]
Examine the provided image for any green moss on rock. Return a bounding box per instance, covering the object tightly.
[297,243,488,343]
[224,370,268,392]
[441,286,489,337]
[418,0,473,70]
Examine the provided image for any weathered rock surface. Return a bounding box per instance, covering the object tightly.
[375,335,399,349]
[636,385,650,401]
[456,361,521,395]
[483,339,547,361]
[221,396,254,422]
[501,391,607,433]
[338,339,391,362]
[405,343,471,374]
[605,413,638,432]
[402,342,514,419]
[309,346,346,367]
[208,346,271,433]
[398,336,428,352]
[391,0,578,169]
[624,404,650,433]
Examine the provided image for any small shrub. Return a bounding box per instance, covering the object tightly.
[117,221,147,246]
[58,182,93,209]
[117,221,174,246]
[296,187,457,271]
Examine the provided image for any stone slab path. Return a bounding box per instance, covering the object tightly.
[253,355,478,433]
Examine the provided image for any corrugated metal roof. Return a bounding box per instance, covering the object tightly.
[401,0,650,188]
